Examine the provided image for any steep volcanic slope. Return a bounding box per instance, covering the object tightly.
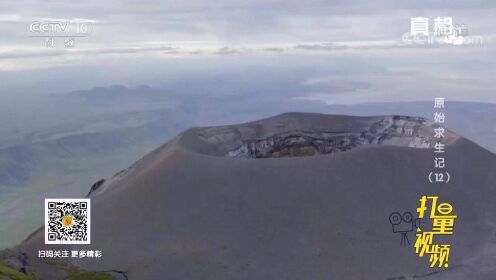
[5,113,496,279]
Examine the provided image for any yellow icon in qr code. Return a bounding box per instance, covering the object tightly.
[62,215,74,227]
[45,198,91,244]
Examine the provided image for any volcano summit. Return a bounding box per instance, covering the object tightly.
[2,112,495,280]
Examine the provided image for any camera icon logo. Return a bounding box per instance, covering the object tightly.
[389,211,422,246]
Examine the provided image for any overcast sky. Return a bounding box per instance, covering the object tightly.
[0,0,495,104]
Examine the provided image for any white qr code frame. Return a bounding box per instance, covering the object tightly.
[44,198,91,244]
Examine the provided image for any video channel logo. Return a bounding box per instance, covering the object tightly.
[29,19,94,48]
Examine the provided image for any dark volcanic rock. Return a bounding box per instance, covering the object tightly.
[227,116,440,158]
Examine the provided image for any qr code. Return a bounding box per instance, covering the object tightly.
[45,198,91,244]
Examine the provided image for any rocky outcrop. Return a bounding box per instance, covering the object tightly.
[87,178,106,197]
[228,116,444,158]
[0,249,27,274]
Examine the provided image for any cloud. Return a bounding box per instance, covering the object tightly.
[0,45,178,60]
[0,0,494,107]
[0,14,25,23]
[215,46,240,55]
[0,13,99,23]
[1,0,495,48]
